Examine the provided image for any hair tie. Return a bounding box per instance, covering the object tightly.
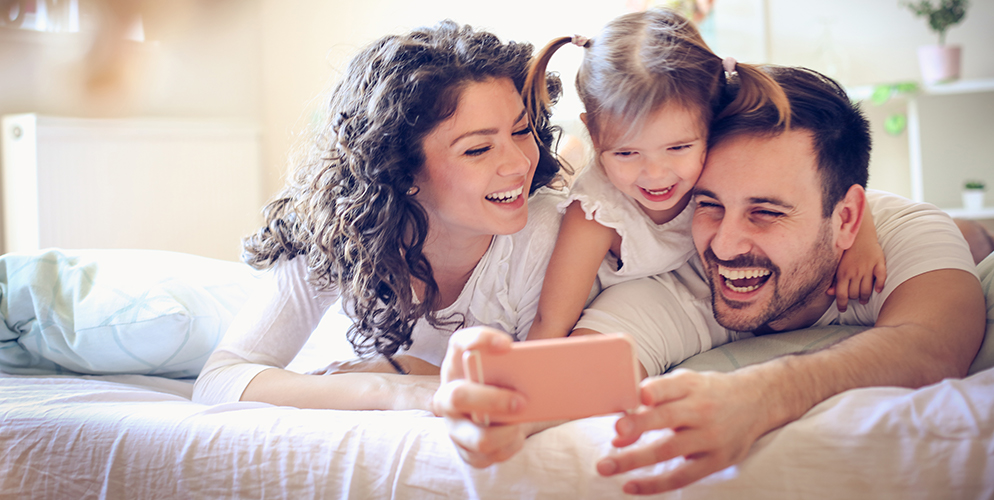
[571,34,590,48]
[722,56,737,74]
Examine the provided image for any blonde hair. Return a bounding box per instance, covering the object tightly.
[525,8,789,150]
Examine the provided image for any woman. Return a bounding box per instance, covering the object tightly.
[192,21,569,411]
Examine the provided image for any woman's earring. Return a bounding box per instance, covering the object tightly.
[406,186,420,196]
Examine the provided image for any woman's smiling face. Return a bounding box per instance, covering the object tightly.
[416,77,539,243]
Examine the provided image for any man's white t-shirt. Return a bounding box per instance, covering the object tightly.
[576,190,979,376]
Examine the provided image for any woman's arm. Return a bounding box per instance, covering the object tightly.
[434,327,561,466]
[526,201,618,340]
[244,368,438,411]
[192,257,438,411]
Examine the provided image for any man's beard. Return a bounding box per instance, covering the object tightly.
[703,221,838,333]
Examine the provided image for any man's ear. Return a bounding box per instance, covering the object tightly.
[834,184,866,251]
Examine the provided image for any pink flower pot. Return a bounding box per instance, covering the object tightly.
[917,45,962,84]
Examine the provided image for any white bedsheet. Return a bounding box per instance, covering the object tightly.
[2,366,993,499]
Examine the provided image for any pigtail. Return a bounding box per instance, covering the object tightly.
[524,36,575,182]
[718,61,791,129]
[523,36,573,128]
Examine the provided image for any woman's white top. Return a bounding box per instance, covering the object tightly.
[562,162,696,289]
[192,188,569,405]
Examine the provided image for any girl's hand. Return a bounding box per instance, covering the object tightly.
[829,211,886,312]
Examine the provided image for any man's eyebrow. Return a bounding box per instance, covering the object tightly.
[691,189,795,210]
[692,187,717,199]
[748,196,794,209]
[449,109,528,147]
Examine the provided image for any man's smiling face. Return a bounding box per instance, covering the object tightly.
[691,129,843,333]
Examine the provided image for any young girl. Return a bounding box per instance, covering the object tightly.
[525,9,885,345]
[193,21,569,411]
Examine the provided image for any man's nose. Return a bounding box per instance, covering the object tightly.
[710,215,753,261]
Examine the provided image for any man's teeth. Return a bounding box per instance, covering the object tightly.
[486,186,523,203]
[718,266,771,293]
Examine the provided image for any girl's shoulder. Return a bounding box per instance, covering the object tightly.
[561,164,642,230]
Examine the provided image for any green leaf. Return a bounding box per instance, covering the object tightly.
[885,114,907,136]
[871,85,893,105]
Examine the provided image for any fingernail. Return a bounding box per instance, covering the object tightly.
[623,482,640,494]
[490,334,509,348]
[596,459,617,476]
[617,419,633,436]
[509,395,524,413]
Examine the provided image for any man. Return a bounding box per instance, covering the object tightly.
[432,67,986,492]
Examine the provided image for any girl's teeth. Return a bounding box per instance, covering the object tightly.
[645,186,672,195]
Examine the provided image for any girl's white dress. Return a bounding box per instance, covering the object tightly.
[562,162,696,289]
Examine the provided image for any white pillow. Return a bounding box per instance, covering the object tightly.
[0,248,261,378]
[672,325,868,373]
[969,252,994,375]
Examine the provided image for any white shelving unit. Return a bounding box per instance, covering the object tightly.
[850,78,994,219]
[905,79,994,207]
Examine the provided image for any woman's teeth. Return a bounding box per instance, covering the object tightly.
[486,186,523,203]
[718,266,772,293]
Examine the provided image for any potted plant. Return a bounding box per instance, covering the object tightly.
[963,179,985,211]
[902,0,969,84]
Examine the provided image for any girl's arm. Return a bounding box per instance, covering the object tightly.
[829,207,887,312]
[527,201,618,340]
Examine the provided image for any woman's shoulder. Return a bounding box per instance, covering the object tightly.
[517,187,567,244]
[529,186,570,221]
[488,187,565,268]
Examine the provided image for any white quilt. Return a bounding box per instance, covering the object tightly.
[2,249,993,499]
[2,367,993,499]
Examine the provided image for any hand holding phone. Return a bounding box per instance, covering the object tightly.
[462,333,640,424]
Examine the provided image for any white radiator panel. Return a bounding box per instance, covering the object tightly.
[2,114,262,262]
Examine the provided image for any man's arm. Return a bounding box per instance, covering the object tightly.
[596,268,985,495]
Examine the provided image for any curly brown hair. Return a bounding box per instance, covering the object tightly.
[243,21,563,368]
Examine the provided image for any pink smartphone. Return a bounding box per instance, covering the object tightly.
[462,333,640,424]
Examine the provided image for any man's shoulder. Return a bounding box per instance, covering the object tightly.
[833,189,978,325]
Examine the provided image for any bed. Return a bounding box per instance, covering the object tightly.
[2,248,993,499]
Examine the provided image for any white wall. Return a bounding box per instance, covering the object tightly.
[0,0,265,256]
[257,0,994,202]
[256,0,631,197]
[2,0,991,254]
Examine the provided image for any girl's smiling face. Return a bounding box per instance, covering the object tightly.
[596,103,707,224]
[417,78,539,243]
